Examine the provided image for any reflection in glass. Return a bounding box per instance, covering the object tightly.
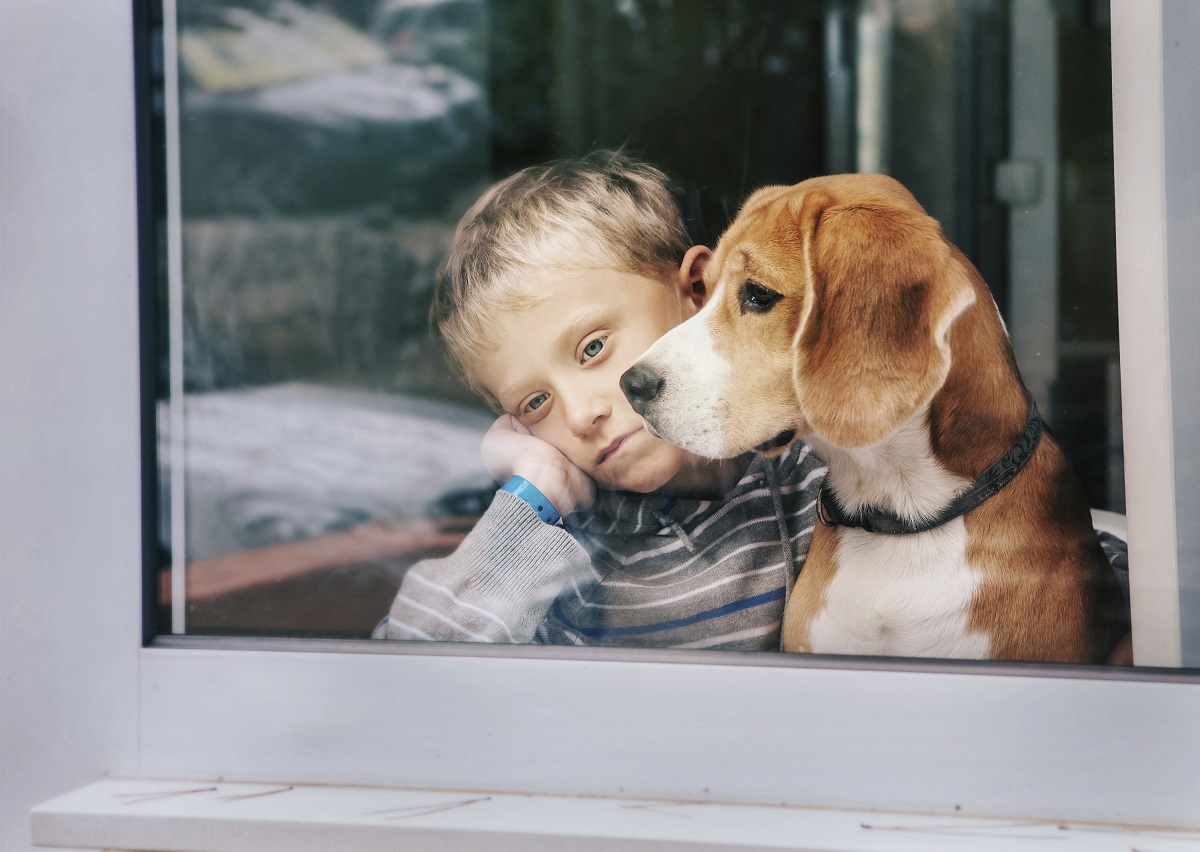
[153,0,1124,643]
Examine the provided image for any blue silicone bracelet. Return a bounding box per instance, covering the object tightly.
[499,475,562,525]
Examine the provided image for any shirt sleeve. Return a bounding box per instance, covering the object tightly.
[372,490,592,644]
[1097,529,1130,606]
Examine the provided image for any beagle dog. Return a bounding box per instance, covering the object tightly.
[621,174,1126,662]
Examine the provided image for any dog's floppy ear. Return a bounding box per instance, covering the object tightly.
[793,189,975,448]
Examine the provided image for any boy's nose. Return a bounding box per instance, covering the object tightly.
[567,394,610,436]
[620,364,663,415]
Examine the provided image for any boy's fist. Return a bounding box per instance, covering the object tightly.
[481,415,596,518]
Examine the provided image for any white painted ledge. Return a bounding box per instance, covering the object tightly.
[31,778,1200,852]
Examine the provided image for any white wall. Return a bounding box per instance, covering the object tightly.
[0,3,143,850]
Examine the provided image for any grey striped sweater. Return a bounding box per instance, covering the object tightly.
[373,441,1129,651]
[374,441,827,651]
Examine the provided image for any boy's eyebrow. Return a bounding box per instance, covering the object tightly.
[490,375,530,413]
[551,306,610,354]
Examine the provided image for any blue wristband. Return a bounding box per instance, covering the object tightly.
[499,475,561,525]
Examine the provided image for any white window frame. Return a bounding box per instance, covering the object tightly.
[3,1,1197,845]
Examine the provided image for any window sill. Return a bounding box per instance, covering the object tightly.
[32,778,1200,852]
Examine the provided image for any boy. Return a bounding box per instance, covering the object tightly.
[374,150,827,649]
[374,151,1128,653]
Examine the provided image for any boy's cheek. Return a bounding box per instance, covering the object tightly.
[528,422,588,469]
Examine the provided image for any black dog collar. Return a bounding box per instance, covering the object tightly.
[816,403,1043,536]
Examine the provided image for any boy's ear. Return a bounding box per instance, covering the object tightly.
[676,245,712,308]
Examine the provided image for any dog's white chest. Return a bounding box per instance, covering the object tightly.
[808,519,992,658]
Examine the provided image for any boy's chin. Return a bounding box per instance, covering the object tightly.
[601,471,676,495]
[598,459,683,495]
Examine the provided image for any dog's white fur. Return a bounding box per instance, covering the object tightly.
[638,315,733,458]
[806,408,987,657]
[812,520,989,657]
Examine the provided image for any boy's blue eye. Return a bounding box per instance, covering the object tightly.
[581,337,605,361]
[524,393,548,413]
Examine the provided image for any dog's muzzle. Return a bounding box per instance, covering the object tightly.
[620,363,664,415]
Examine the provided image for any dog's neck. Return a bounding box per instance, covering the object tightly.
[808,407,972,525]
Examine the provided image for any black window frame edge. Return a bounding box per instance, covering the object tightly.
[134,0,163,647]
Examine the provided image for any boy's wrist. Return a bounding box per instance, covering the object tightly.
[507,459,582,518]
[499,475,563,524]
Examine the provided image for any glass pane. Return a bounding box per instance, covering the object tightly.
[150,0,1145,661]
[159,0,495,638]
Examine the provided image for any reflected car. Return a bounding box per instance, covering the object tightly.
[370,0,487,80]
[158,383,495,637]
[176,0,487,216]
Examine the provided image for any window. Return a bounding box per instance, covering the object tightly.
[136,0,1200,800]
[145,0,1187,664]
[122,0,1198,823]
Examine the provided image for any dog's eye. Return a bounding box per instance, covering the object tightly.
[740,281,782,314]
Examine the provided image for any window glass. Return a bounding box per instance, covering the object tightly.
[151,0,1152,660]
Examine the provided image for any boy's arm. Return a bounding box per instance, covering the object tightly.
[373,491,591,644]
[375,412,596,643]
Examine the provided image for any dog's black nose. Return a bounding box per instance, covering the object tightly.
[620,364,664,413]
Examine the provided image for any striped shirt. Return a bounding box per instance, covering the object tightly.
[374,442,828,651]
[373,442,1129,652]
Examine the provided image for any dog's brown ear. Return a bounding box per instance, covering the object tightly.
[794,192,975,448]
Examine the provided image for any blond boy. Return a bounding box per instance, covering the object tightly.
[374,151,827,648]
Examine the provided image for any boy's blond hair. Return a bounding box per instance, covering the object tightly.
[431,150,691,408]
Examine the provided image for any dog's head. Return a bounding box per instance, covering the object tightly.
[620,173,977,458]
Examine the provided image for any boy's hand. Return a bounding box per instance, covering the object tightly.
[482,415,597,518]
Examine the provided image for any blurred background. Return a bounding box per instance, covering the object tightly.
[147,0,1122,639]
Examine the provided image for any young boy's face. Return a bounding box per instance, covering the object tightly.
[475,260,709,494]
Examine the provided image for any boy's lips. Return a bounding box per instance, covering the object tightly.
[597,429,641,465]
